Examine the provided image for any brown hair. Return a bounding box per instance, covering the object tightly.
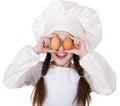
[32,53,51,106]
[31,53,91,106]
[73,54,91,106]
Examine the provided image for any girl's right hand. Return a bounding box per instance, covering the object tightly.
[33,36,52,54]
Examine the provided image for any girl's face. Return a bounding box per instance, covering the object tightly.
[50,31,73,67]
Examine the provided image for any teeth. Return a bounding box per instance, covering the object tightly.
[57,54,66,56]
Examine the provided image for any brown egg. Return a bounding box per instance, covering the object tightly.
[63,37,74,50]
[50,36,61,50]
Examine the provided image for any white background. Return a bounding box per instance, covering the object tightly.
[0,0,120,106]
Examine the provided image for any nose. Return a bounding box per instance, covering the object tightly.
[58,42,64,51]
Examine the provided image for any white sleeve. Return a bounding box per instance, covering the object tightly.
[80,51,116,95]
[3,45,42,88]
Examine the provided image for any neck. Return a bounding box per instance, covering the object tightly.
[52,61,71,68]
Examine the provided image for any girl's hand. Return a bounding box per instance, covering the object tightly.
[65,37,88,57]
[33,36,53,54]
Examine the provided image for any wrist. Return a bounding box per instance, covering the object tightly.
[80,50,88,58]
[33,46,41,55]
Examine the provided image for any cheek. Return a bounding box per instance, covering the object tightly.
[50,53,58,61]
[67,53,73,60]
[50,53,56,58]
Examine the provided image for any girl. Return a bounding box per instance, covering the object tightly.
[3,0,116,106]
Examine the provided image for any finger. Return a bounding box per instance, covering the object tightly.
[76,37,85,44]
[76,40,81,47]
[50,34,59,38]
[64,49,75,54]
[43,48,53,53]
[43,41,46,48]
[44,38,50,48]
[74,38,81,48]
[45,48,56,53]
[65,35,74,40]
[65,48,80,56]
[45,41,50,48]
[48,49,56,53]
[74,38,79,48]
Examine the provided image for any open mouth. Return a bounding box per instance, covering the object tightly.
[55,52,67,59]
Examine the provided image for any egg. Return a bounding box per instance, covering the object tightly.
[63,37,74,50]
[50,36,61,50]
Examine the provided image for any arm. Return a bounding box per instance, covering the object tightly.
[3,45,42,88]
[3,36,51,88]
[66,37,116,94]
[80,52,116,94]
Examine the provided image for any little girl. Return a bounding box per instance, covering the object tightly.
[3,1,116,106]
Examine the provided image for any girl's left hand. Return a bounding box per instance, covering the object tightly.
[65,36,88,57]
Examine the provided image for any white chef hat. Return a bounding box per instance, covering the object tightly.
[32,0,102,52]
